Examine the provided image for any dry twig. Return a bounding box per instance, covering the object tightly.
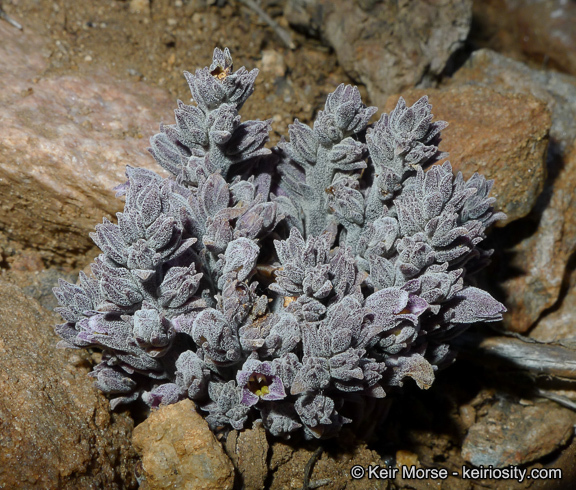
[455,331,576,381]
[454,330,576,411]
[237,0,296,50]
[302,446,324,490]
[0,1,22,30]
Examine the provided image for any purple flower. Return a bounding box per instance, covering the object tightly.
[237,359,286,407]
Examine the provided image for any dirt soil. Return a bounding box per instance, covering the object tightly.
[1,0,356,146]
[2,1,576,489]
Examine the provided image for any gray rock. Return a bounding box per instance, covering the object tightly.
[285,0,472,106]
[20,268,78,311]
[471,0,576,77]
[462,397,576,467]
[0,279,137,488]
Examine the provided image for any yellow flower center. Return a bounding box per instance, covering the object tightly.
[248,373,272,398]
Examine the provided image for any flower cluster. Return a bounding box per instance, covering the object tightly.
[54,48,506,439]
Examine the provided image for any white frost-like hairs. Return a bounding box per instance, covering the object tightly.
[54,48,506,439]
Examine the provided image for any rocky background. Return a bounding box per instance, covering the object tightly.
[1,0,576,488]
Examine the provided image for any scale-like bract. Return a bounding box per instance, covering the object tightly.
[54,48,506,439]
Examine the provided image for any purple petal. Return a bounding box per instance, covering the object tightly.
[261,376,287,401]
[241,388,259,406]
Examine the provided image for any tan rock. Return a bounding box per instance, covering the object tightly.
[129,0,151,15]
[449,49,576,143]
[260,50,287,78]
[448,49,576,331]
[0,279,137,488]
[132,399,235,490]
[530,269,576,342]
[224,422,269,489]
[0,21,171,264]
[383,85,550,226]
[501,140,576,332]
[269,431,388,489]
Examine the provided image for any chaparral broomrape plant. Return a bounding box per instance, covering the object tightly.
[54,48,506,439]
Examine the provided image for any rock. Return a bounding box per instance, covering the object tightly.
[260,50,287,78]
[19,268,79,312]
[268,432,388,489]
[129,0,151,15]
[449,49,576,152]
[527,268,576,430]
[461,397,576,467]
[383,85,550,225]
[285,0,472,106]
[0,21,172,264]
[470,0,576,77]
[0,238,83,312]
[392,448,467,490]
[0,246,80,311]
[284,0,325,38]
[530,269,576,342]
[545,428,576,484]
[500,140,576,331]
[449,49,576,331]
[0,279,137,488]
[224,422,268,489]
[132,399,235,490]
